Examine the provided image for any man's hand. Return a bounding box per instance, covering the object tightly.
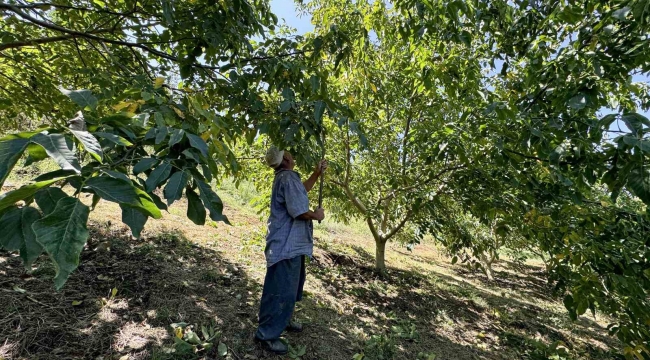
[315,159,328,175]
[314,207,325,221]
[297,208,325,221]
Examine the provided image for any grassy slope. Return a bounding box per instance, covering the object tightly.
[0,179,620,360]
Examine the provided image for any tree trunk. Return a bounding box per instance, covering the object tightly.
[479,253,495,281]
[375,239,387,272]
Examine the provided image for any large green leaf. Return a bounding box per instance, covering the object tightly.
[133,158,159,175]
[0,207,24,250]
[34,169,79,182]
[32,197,90,289]
[0,136,30,187]
[196,180,230,224]
[627,167,650,205]
[34,187,68,216]
[70,130,103,162]
[120,205,148,238]
[85,176,162,218]
[0,206,44,270]
[24,143,48,166]
[31,133,81,172]
[621,113,649,135]
[94,132,133,146]
[314,100,326,123]
[0,177,70,213]
[169,129,185,147]
[186,187,206,225]
[187,133,209,157]
[164,170,189,206]
[155,126,168,145]
[145,162,173,192]
[20,206,43,270]
[59,88,98,109]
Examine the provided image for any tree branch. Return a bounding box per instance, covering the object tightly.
[331,179,367,214]
[383,209,412,241]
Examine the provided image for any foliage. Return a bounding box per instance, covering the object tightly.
[0,0,348,288]
[361,333,396,360]
[296,0,650,355]
[407,0,650,353]
[298,0,486,271]
[287,344,307,359]
[170,321,220,355]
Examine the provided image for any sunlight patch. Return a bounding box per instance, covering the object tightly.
[114,321,168,352]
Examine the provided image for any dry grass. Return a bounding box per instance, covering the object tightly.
[0,186,621,360]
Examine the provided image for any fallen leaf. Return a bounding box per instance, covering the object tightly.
[72,300,83,306]
[218,342,227,357]
[13,286,27,294]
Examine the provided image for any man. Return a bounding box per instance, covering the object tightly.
[254,146,327,354]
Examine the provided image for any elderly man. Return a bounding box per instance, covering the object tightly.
[254,146,327,354]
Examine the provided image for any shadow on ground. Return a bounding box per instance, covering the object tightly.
[0,221,620,360]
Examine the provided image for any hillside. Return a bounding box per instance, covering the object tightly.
[0,184,620,360]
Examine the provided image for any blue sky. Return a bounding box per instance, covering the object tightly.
[270,0,313,34]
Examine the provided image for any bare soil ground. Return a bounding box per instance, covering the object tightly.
[0,190,621,360]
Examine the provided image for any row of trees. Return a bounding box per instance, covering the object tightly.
[1,0,648,356]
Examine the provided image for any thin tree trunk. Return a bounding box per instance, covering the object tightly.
[375,239,387,272]
[479,252,495,281]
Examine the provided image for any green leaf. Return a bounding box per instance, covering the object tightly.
[185,330,201,345]
[150,191,168,211]
[164,171,189,206]
[218,342,227,357]
[145,162,173,192]
[70,130,103,162]
[20,206,43,270]
[169,129,185,147]
[636,140,650,153]
[310,75,320,93]
[622,113,650,135]
[34,169,78,182]
[182,149,200,162]
[85,176,162,218]
[0,177,70,213]
[31,133,81,172]
[34,187,68,216]
[59,88,98,110]
[94,132,133,146]
[186,187,206,225]
[567,94,587,110]
[120,205,148,238]
[24,143,48,166]
[187,133,209,158]
[280,100,292,112]
[32,197,90,289]
[612,6,631,20]
[627,168,650,205]
[599,114,618,128]
[162,0,175,26]
[102,170,132,184]
[196,180,230,224]
[155,126,168,145]
[0,207,24,250]
[0,136,30,187]
[133,158,158,175]
[314,100,326,124]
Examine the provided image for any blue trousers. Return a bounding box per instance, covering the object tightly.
[256,255,306,340]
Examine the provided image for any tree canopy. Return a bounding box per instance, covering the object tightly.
[1,0,649,357]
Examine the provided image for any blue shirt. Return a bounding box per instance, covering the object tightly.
[264,169,314,267]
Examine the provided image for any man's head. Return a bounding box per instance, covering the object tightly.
[265,146,294,170]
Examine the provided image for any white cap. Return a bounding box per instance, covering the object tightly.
[265,146,284,168]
